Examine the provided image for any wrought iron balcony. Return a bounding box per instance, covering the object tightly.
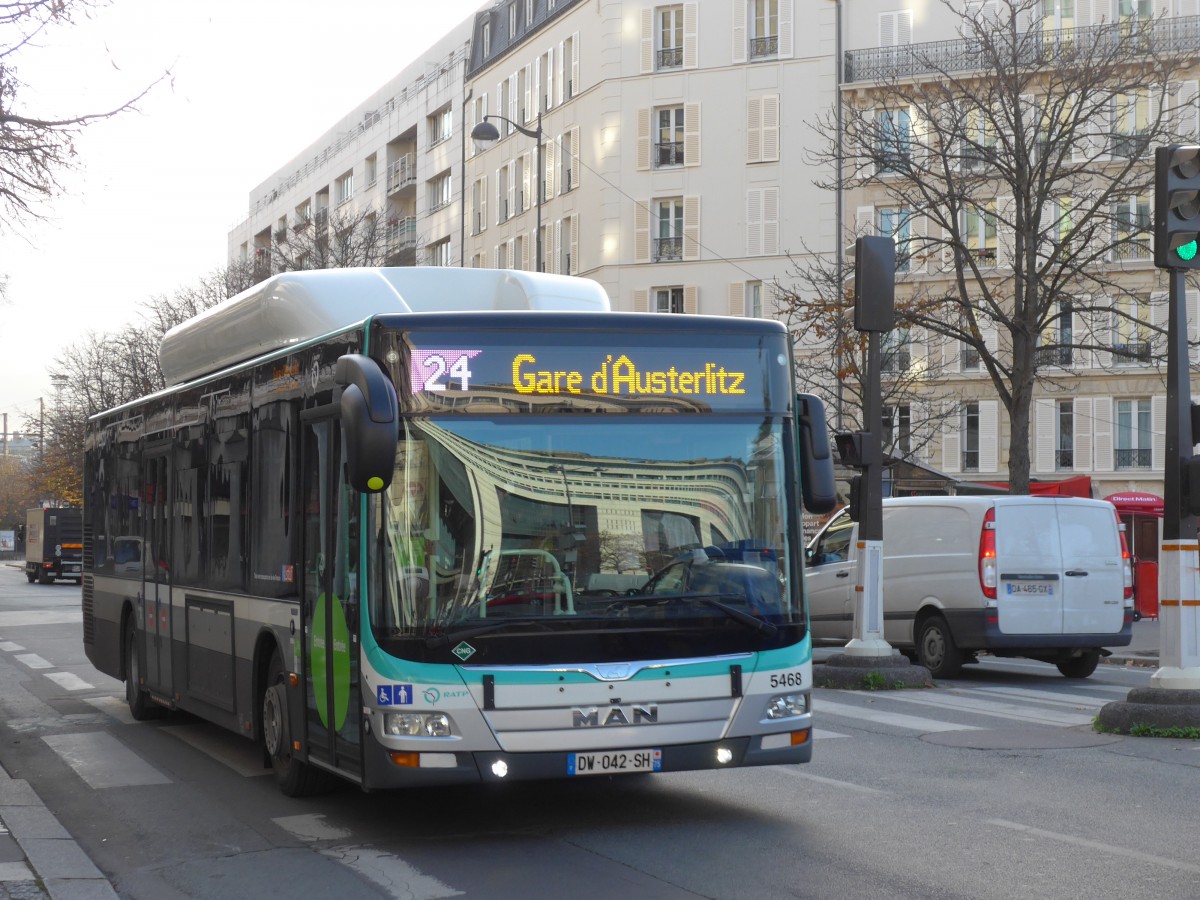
[1035,346,1073,367]
[844,16,1200,83]
[1112,340,1151,363]
[656,141,684,167]
[961,450,980,472]
[751,35,779,59]
[657,47,683,69]
[1055,449,1074,469]
[653,236,683,261]
[1115,447,1151,468]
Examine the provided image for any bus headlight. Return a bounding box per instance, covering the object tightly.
[383,712,453,737]
[765,693,808,720]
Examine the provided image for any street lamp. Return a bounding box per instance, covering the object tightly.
[471,112,544,272]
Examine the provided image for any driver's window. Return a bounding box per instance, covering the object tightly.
[650,564,686,594]
[811,515,854,566]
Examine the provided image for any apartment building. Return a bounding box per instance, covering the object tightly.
[228,0,1190,506]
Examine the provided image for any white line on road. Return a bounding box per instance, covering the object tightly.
[42,732,171,788]
[0,641,25,652]
[44,672,94,691]
[881,689,1096,727]
[273,814,351,842]
[320,845,463,899]
[776,768,888,795]
[812,728,848,740]
[0,610,82,628]
[816,698,982,733]
[988,819,1200,875]
[14,653,52,669]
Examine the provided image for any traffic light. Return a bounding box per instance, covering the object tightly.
[1155,144,1200,269]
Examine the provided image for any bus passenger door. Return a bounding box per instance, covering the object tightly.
[141,452,173,697]
[300,417,363,779]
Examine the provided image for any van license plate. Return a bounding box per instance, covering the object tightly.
[1006,582,1053,596]
[567,749,662,775]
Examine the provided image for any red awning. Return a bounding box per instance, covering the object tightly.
[1104,492,1165,517]
[977,475,1093,497]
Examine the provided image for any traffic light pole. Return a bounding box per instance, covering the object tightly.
[1156,266,1200,689]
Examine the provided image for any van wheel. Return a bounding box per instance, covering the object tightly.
[1056,651,1100,679]
[1132,610,1142,622]
[916,616,962,679]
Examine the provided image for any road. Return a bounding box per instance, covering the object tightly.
[0,563,1197,899]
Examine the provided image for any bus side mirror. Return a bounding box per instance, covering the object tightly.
[797,393,837,514]
[336,354,399,493]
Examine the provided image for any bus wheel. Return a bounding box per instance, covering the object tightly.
[916,615,962,679]
[125,619,158,721]
[263,648,331,797]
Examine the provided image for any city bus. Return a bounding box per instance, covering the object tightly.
[82,267,837,795]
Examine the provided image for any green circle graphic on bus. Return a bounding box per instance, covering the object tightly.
[310,593,351,731]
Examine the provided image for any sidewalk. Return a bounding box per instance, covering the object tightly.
[1103,616,1161,668]
[0,765,117,900]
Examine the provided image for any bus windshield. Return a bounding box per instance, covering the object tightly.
[368,414,798,663]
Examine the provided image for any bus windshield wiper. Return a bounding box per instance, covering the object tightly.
[425,618,555,648]
[609,593,778,638]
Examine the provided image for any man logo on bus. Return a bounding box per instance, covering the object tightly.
[573,705,659,727]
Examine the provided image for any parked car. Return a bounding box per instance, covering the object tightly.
[804,496,1133,678]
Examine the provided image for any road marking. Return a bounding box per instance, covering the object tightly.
[0,610,82,628]
[42,732,171,788]
[161,723,267,778]
[816,698,982,733]
[882,690,1096,727]
[320,845,463,899]
[968,685,1116,707]
[0,641,25,652]
[812,728,849,740]
[82,695,137,725]
[988,819,1200,874]
[44,672,93,691]
[776,768,888,795]
[273,814,351,842]
[14,653,52,669]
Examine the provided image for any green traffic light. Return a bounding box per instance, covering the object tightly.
[1179,240,1199,262]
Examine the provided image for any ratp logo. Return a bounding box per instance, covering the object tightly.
[423,687,440,704]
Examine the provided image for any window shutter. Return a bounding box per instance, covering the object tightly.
[747,190,763,256]
[879,12,895,46]
[543,140,555,198]
[635,201,650,263]
[1152,394,1166,472]
[532,56,541,114]
[637,108,651,171]
[545,46,555,110]
[762,94,780,162]
[685,285,698,315]
[507,161,516,220]
[942,402,962,473]
[1074,398,1092,471]
[496,169,502,225]
[732,1,747,64]
[911,215,929,273]
[729,282,746,316]
[634,288,649,313]
[522,152,532,213]
[1150,290,1168,358]
[684,195,701,260]
[1036,399,1055,473]
[684,4,698,68]
[684,102,701,166]
[520,235,529,270]
[552,220,562,275]
[763,188,779,256]
[509,74,519,129]
[979,400,998,473]
[569,215,578,274]
[480,175,487,232]
[571,127,581,190]
[571,32,580,99]
[747,97,763,164]
[640,8,653,74]
[778,0,793,58]
[1093,396,1114,472]
[857,205,875,236]
[524,64,534,124]
[556,42,565,107]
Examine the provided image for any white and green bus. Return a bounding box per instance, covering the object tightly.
[83,267,836,795]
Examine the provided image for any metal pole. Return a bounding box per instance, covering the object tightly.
[1164,267,1194,541]
[535,111,543,272]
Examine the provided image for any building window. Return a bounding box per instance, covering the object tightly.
[364,155,377,188]
[336,170,354,205]
[429,171,452,212]
[882,404,911,458]
[1112,295,1151,364]
[482,21,491,58]
[1115,399,1152,468]
[750,0,779,58]
[429,106,452,147]
[561,216,573,275]
[294,199,312,229]
[472,178,486,234]
[1111,88,1151,157]
[881,327,911,373]
[746,281,763,317]
[655,286,685,314]
[526,0,534,26]
[1056,400,1074,469]
[1037,300,1073,367]
[509,1,518,35]
[879,207,912,273]
[962,402,980,472]
[428,237,452,267]
[1112,195,1151,260]
[878,108,911,174]
[963,107,997,171]
[961,338,981,371]
[964,201,998,266]
[655,106,684,168]
[654,198,684,261]
[658,6,684,69]
[1041,0,1075,31]
[562,130,575,191]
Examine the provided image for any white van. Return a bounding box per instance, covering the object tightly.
[804,496,1133,678]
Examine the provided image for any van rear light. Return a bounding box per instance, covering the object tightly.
[979,507,997,600]
[1116,515,1133,601]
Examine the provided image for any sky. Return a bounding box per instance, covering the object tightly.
[0,0,485,435]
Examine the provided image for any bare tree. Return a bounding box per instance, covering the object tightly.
[1,0,166,231]
[270,206,390,272]
[796,0,1200,492]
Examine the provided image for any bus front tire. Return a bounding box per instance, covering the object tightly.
[263,648,331,797]
[124,620,158,721]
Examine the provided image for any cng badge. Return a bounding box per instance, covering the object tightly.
[452,641,476,661]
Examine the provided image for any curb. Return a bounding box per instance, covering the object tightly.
[0,771,117,900]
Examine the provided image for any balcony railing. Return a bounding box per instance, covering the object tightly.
[1110,131,1151,159]
[654,236,683,261]
[750,35,779,59]
[386,217,417,255]
[1055,449,1074,469]
[1035,346,1073,367]
[655,141,684,167]
[1111,237,1151,261]
[1113,340,1152,363]
[962,449,980,472]
[1115,447,1152,468]
[657,47,683,69]
[844,15,1200,83]
[387,154,416,193]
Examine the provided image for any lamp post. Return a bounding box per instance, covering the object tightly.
[470,112,544,272]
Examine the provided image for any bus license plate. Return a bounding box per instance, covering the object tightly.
[1007,582,1053,596]
[567,749,662,776]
